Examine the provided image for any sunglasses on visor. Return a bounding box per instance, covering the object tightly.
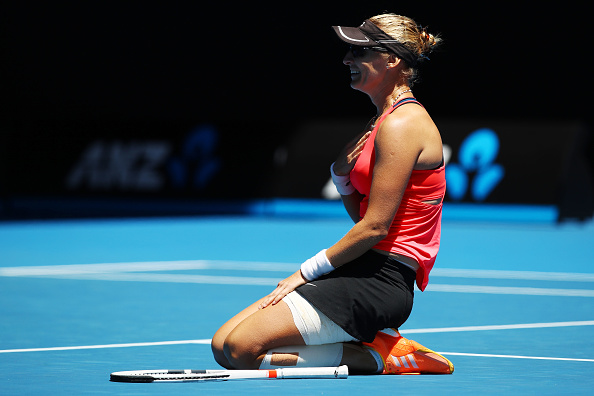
[348,45,389,58]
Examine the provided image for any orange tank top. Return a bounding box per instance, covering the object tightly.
[350,98,445,291]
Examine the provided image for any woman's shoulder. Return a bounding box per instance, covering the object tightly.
[378,104,437,142]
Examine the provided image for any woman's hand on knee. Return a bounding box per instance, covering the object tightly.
[259,270,307,310]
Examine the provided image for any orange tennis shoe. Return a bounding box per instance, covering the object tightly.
[362,328,454,374]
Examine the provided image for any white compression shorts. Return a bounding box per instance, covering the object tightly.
[283,291,359,345]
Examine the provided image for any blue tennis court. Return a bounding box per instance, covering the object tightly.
[1,203,593,394]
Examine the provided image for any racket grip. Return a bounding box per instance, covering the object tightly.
[275,365,348,379]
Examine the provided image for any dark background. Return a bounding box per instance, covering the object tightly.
[3,2,590,121]
[1,1,592,219]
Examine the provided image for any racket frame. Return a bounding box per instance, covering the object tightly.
[110,365,349,382]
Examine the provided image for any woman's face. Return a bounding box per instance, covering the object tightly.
[343,47,389,94]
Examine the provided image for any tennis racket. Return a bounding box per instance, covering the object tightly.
[110,365,348,382]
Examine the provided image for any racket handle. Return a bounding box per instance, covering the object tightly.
[274,365,348,379]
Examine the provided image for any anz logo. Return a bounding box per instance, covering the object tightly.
[66,125,220,191]
[445,128,504,202]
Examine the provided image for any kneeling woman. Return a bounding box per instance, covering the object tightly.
[211,13,453,375]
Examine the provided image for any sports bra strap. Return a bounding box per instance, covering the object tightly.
[392,97,424,110]
[373,97,424,132]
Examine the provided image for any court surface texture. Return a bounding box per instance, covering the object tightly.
[1,203,593,394]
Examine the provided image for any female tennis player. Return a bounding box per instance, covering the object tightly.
[211,13,453,375]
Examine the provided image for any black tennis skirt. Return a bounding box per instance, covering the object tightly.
[295,250,415,343]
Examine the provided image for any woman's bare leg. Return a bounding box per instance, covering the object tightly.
[218,299,305,369]
[211,298,379,373]
[211,297,267,368]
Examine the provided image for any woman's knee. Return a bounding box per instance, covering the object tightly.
[211,329,234,369]
[223,328,262,369]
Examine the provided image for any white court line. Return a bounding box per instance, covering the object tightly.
[2,321,593,356]
[2,261,594,296]
[49,272,280,286]
[399,320,594,334]
[0,340,211,354]
[0,260,297,276]
[425,284,594,297]
[431,268,594,282]
[2,261,594,282]
[5,272,594,297]
[438,352,594,363]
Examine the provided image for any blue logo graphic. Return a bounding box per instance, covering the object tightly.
[168,125,221,190]
[446,128,504,201]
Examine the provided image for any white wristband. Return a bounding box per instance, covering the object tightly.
[300,249,335,281]
[330,163,356,195]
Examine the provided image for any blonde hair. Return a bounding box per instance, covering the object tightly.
[369,13,441,85]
